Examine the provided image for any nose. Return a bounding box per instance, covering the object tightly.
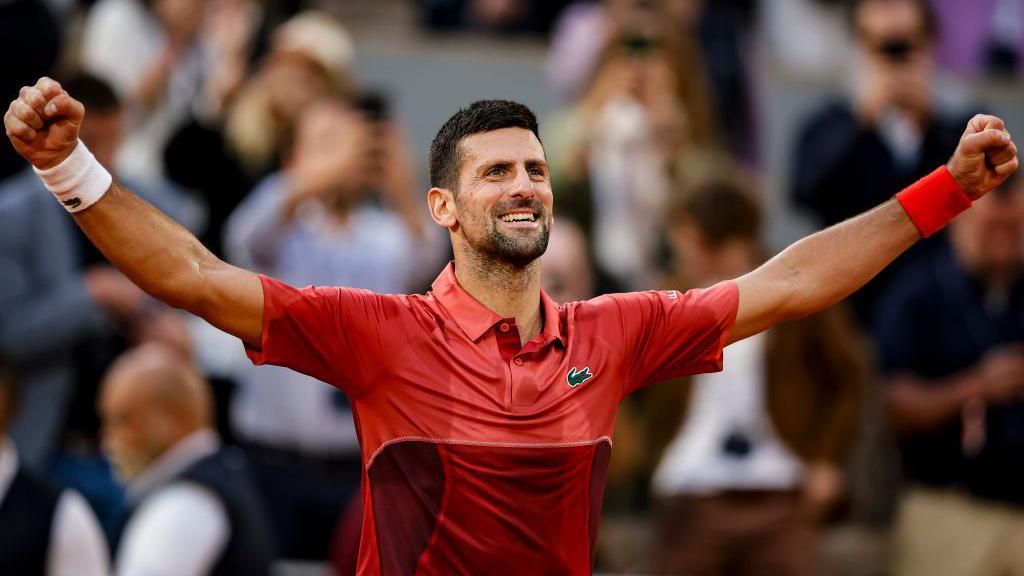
[509,166,536,200]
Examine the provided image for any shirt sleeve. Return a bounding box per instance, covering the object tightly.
[243,274,398,397]
[48,490,110,576]
[600,281,739,396]
[115,484,229,576]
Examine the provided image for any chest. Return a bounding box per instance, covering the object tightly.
[356,324,625,445]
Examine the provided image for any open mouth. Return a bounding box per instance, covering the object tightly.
[499,211,537,223]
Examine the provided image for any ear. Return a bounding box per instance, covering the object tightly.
[428,187,459,230]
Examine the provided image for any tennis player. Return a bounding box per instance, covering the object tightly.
[5,77,1018,575]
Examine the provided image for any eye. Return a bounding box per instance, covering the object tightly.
[528,167,546,177]
[486,166,506,177]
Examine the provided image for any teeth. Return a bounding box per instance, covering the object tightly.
[501,213,535,222]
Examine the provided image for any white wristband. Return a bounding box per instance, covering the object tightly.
[32,139,112,213]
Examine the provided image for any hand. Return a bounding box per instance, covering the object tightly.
[976,345,1024,404]
[286,102,367,203]
[802,462,844,520]
[85,266,146,324]
[855,61,893,126]
[4,77,84,170]
[947,114,1019,200]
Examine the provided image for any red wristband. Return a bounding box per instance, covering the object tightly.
[895,166,972,238]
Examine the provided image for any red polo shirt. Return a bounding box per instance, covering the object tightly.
[245,263,738,575]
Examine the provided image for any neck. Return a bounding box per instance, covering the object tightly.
[454,246,544,345]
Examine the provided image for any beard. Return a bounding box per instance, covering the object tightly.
[102,438,163,483]
[463,199,551,268]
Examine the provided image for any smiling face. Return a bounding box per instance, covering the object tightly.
[431,127,553,268]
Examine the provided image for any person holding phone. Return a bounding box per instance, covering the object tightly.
[791,0,974,328]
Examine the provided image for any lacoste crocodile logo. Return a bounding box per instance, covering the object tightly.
[566,367,594,388]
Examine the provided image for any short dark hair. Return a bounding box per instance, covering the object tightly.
[848,0,937,41]
[673,178,761,247]
[61,72,120,113]
[428,100,541,191]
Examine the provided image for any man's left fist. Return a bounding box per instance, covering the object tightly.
[947,114,1019,200]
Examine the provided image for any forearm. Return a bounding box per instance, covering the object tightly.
[734,200,918,340]
[785,200,919,317]
[884,373,979,435]
[73,181,221,314]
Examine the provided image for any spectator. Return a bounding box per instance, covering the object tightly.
[551,9,718,291]
[0,357,109,576]
[166,9,353,256]
[222,11,354,181]
[876,172,1024,576]
[100,343,275,576]
[646,176,866,575]
[547,0,757,161]
[791,0,970,326]
[79,0,211,181]
[224,99,439,560]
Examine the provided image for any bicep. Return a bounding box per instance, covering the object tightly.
[193,261,264,348]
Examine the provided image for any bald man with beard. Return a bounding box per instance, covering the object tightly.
[99,344,276,576]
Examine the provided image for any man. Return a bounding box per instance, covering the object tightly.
[4,77,1018,574]
[875,173,1024,576]
[99,343,275,576]
[792,0,970,325]
[0,357,109,575]
[648,177,865,575]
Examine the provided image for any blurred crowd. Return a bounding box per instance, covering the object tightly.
[0,0,1023,574]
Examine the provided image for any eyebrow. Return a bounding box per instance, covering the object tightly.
[477,159,549,172]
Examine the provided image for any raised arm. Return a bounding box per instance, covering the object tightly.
[729,114,1019,344]
[4,77,263,347]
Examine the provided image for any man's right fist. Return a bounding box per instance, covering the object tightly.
[4,77,85,170]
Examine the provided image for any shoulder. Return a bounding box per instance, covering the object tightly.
[573,283,738,323]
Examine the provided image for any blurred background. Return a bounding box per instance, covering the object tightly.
[1,0,1023,575]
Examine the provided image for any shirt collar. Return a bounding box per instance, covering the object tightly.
[430,262,564,346]
[127,429,220,501]
[0,437,17,506]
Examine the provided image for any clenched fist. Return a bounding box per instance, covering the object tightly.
[4,77,85,170]
[947,114,1019,200]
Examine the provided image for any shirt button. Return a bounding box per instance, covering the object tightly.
[514,357,524,366]
[499,323,510,333]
